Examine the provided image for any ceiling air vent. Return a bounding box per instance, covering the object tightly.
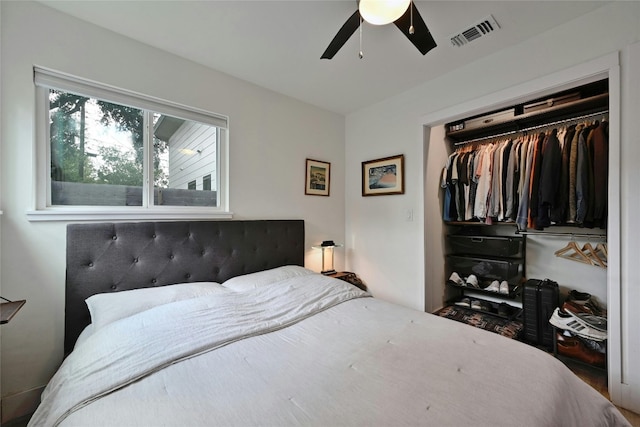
[450,15,500,47]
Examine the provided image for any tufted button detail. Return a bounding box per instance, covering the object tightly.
[110,285,117,290]
[152,234,157,238]
[185,273,191,279]
[133,258,139,263]
[112,235,117,240]
[151,278,157,284]
[169,254,175,259]
[88,262,94,267]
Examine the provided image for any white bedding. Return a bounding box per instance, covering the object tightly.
[30,274,629,427]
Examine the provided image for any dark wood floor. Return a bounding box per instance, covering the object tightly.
[562,357,640,426]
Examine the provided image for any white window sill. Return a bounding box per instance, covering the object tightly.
[26,208,233,222]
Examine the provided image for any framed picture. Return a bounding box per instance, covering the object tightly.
[362,154,404,196]
[305,158,331,196]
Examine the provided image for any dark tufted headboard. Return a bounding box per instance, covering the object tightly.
[65,220,304,354]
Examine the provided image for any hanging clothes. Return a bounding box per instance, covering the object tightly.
[442,114,609,231]
[537,128,562,229]
[591,120,608,228]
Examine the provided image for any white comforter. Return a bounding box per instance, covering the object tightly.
[30,274,629,427]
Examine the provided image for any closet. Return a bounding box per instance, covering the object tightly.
[436,79,610,371]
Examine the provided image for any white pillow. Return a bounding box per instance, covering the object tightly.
[86,282,228,331]
[222,265,315,291]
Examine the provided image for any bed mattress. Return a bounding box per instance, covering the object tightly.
[29,272,629,426]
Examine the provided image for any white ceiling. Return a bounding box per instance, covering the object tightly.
[38,0,610,115]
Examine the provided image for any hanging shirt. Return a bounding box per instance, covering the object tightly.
[575,125,591,225]
[528,132,545,229]
[550,124,575,224]
[567,123,584,223]
[504,139,519,220]
[537,128,562,229]
[516,139,536,231]
[474,145,494,219]
[592,121,608,228]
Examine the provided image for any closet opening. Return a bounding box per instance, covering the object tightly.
[425,76,613,395]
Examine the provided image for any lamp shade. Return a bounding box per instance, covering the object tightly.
[358,0,411,25]
[312,242,343,275]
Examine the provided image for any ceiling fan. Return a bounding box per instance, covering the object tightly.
[321,0,437,59]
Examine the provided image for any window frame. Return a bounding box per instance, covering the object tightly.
[28,66,231,221]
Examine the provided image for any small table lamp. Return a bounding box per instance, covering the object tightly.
[312,240,343,275]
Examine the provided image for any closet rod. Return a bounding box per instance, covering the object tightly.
[515,230,607,239]
[454,109,609,146]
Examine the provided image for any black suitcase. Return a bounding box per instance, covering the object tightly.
[522,279,559,350]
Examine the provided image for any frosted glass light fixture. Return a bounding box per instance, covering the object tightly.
[312,240,343,275]
[358,0,411,25]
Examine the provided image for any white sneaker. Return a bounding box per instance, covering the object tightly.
[448,272,465,286]
[499,281,509,294]
[466,274,479,288]
[455,297,470,307]
[470,300,482,310]
[485,280,500,292]
[566,310,607,332]
[549,308,607,341]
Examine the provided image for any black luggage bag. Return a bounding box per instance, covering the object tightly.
[522,278,559,350]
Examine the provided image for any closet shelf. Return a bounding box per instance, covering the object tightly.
[446,92,608,143]
[446,281,522,300]
[446,295,522,320]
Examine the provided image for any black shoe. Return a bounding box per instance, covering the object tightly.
[498,303,512,316]
[568,290,591,302]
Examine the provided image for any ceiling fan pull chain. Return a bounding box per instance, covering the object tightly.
[359,19,364,59]
[409,1,415,35]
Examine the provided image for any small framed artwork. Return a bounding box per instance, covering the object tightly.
[305,158,331,196]
[362,154,404,196]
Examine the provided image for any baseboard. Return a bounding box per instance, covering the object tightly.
[1,386,43,424]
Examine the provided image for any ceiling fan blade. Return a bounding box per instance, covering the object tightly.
[394,2,437,55]
[321,10,361,59]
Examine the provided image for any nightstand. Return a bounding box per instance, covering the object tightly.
[1,300,26,324]
[327,271,367,291]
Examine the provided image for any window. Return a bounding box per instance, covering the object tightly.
[30,67,229,220]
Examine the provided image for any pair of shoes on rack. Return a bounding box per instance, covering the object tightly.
[473,300,492,311]
[556,332,606,368]
[455,297,471,307]
[485,280,509,294]
[562,301,607,332]
[498,302,513,317]
[566,290,607,317]
[549,307,607,341]
[448,272,479,288]
[454,298,490,312]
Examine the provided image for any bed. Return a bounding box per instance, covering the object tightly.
[28,220,629,426]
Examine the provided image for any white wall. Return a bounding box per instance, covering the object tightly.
[345,1,640,412]
[0,1,345,421]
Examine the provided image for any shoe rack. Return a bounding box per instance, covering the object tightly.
[445,225,525,320]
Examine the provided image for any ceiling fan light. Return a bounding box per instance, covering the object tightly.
[359,0,411,25]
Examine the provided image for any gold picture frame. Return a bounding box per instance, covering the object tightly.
[362,154,404,196]
[305,158,330,196]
